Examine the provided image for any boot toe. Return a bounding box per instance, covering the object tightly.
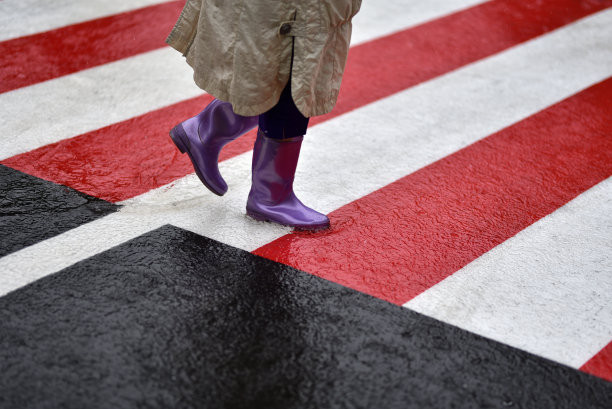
[294,209,330,230]
[170,122,228,196]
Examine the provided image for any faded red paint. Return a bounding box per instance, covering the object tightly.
[3,0,611,202]
[253,78,612,306]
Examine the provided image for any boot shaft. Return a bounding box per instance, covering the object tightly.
[249,130,304,205]
[246,130,330,230]
[170,98,257,196]
[197,100,258,146]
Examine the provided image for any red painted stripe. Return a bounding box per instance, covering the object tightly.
[580,342,612,383]
[2,0,610,202]
[0,1,183,94]
[253,78,612,305]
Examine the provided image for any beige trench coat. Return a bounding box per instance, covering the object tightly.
[166,0,362,117]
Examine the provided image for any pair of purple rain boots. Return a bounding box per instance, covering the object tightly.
[169,99,330,231]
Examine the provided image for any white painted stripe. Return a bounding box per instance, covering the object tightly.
[2,10,610,298]
[0,49,204,160]
[405,177,612,368]
[0,212,165,297]
[0,0,169,42]
[350,0,489,46]
[0,0,489,161]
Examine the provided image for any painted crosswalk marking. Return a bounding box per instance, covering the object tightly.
[405,177,612,369]
[4,7,610,300]
[0,48,203,160]
[0,0,610,385]
[0,0,170,41]
[4,0,609,203]
[0,1,184,93]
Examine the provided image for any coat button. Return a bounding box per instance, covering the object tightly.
[279,23,292,35]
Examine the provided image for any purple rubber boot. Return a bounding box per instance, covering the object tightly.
[169,99,258,196]
[246,130,330,230]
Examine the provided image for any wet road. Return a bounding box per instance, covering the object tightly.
[1,0,611,407]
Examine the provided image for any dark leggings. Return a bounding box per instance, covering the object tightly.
[258,80,310,139]
[258,36,309,139]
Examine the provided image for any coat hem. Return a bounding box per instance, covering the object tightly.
[193,73,284,117]
[165,0,200,55]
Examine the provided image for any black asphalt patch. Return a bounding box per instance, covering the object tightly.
[0,165,119,257]
[0,225,610,408]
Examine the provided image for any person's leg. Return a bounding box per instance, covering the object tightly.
[246,81,330,230]
[258,80,309,139]
[170,99,258,196]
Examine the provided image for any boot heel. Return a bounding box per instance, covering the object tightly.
[246,208,268,222]
[169,125,189,154]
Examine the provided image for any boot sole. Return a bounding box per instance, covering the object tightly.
[246,208,331,231]
[169,125,224,197]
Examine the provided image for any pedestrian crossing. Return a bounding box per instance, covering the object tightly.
[0,0,610,400]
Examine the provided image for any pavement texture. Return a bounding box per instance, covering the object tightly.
[0,0,611,408]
